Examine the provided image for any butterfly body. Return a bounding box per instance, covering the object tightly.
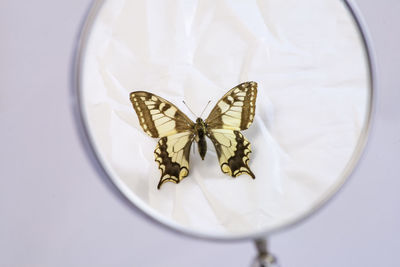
[130,82,258,189]
[194,118,207,160]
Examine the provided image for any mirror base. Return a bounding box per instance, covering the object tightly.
[251,238,279,267]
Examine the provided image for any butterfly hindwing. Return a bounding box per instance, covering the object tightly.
[130,91,194,138]
[154,132,194,189]
[208,129,255,179]
[205,82,257,131]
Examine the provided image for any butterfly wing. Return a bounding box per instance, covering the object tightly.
[205,81,257,131]
[205,82,257,179]
[208,129,255,178]
[130,91,195,189]
[130,91,194,138]
[154,132,194,189]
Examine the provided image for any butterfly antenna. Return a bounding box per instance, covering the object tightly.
[182,100,198,118]
[199,100,212,118]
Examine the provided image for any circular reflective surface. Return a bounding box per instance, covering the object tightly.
[74,0,373,240]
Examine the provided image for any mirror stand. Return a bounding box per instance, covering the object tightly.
[251,238,279,267]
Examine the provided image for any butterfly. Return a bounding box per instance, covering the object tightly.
[130,81,257,189]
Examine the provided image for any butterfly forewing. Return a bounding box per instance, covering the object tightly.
[205,82,257,131]
[130,91,194,138]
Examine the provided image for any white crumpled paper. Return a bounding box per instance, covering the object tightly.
[81,0,369,236]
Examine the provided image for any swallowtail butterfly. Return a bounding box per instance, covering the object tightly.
[130,82,257,189]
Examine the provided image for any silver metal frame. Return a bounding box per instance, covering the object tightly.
[71,0,376,242]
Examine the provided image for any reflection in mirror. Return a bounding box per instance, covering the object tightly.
[77,0,372,242]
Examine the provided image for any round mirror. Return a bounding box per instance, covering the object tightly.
[74,0,373,242]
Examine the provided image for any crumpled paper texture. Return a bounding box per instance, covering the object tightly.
[81,0,369,236]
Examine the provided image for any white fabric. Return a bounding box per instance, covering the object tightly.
[81,0,369,236]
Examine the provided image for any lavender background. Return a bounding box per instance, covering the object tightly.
[0,0,399,266]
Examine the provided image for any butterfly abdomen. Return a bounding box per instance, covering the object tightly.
[198,136,207,160]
